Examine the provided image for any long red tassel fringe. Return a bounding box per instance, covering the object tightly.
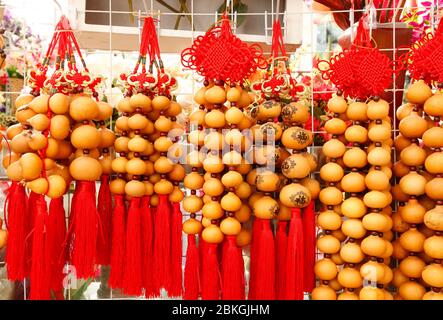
[96,174,112,265]
[253,218,275,300]
[29,194,50,300]
[169,201,183,297]
[201,241,220,300]
[68,181,99,279]
[221,235,245,300]
[248,217,261,299]
[122,197,143,296]
[303,200,315,293]
[275,220,288,299]
[46,197,66,299]
[4,182,28,281]
[141,195,155,298]
[184,234,199,300]
[152,194,171,293]
[26,191,39,276]
[108,194,126,289]
[285,208,305,300]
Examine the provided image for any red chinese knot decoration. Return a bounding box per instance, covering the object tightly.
[320,14,394,99]
[408,19,443,84]
[181,13,266,83]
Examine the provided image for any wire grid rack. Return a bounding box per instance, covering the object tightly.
[0,0,436,300]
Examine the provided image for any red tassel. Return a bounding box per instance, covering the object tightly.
[201,241,220,300]
[141,196,155,298]
[221,235,245,300]
[199,233,205,280]
[184,234,199,300]
[253,218,275,300]
[152,194,171,293]
[303,200,316,293]
[169,201,183,297]
[4,182,28,281]
[26,191,39,275]
[108,194,126,289]
[68,181,99,279]
[29,194,50,300]
[46,197,66,296]
[122,197,143,296]
[285,208,305,300]
[275,220,288,299]
[247,217,261,299]
[96,175,112,265]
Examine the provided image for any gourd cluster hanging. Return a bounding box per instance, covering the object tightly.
[315,14,395,300]
[4,15,113,299]
[109,16,184,297]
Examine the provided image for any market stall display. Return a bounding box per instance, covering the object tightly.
[1,1,443,302]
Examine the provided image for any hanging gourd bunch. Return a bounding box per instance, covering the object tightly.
[392,19,443,300]
[246,19,317,301]
[3,15,110,300]
[109,16,184,298]
[181,12,265,300]
[316,14,395,300]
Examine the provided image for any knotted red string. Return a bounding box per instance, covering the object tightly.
[320,14,394,99]
[181,12,266,83]
[408,18,443,83]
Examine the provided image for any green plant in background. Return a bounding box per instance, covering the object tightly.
[127,0,249,30]
[127,0,195,30]
[64,278,93,300]
[2,8,43,79]
[217,0,248,27]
